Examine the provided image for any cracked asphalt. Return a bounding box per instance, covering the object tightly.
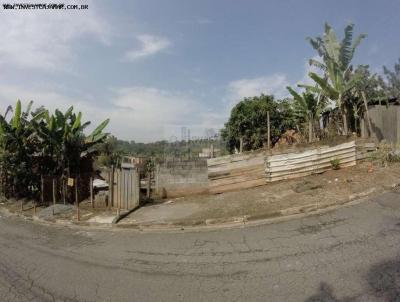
[0,191,399,301]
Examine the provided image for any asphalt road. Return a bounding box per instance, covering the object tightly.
[0,191,400,301]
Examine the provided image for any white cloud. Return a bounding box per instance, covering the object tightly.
[110,86,201,141]
[226,74,290,107]
[0,2,110,71]
[0,84,211,142]
[125,35,171,61]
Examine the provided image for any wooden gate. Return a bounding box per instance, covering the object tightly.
[110,168,140,211]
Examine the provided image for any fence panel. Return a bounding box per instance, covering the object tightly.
[207,151,266,194]
[265,141,356,182]
[112,168,140,211]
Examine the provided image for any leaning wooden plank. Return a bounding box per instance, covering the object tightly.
[209,174,267,188]
[208,157,265,173]
[208,165,265,179]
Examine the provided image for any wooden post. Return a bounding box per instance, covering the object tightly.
[62,178,66,205]
[20,199,23,212]
[360,117,366,138]
[40,175,44,205]
[90,177,94,208]
[267,111,271,151]
[239,137,243,153]
[52,178,56,215]
[210,143,214,158]
[146,173,151,199]
[75,177,80,221]
[109,166,114,209]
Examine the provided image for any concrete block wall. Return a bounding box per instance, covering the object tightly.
[155,160,209,198]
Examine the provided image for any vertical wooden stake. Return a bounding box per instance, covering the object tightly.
[267,111,271,151]
[62,178,66,205]
[20,199,23,212]
[90,176,94,208]
[109,166,114,209]
[40,175,44,205]
[239,137,243,153]
[146,173,151,199]
[75,178,80,221]
[52,178,56,215]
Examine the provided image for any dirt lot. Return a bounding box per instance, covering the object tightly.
[120,161,400,227]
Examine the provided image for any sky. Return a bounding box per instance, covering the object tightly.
[0,0,399,142]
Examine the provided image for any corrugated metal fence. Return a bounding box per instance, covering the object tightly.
[265,141,356,182]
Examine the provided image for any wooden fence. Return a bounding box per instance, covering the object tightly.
[207,151,266,194]
[110,168,140,211]
[265,141,356,182]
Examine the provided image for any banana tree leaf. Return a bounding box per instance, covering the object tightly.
[12,100,21,129]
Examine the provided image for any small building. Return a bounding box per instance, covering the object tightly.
[199,146,221,158]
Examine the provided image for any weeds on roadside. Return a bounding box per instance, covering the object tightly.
[330,158,341,170]
[369,141,400,167]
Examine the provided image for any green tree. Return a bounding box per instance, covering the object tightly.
[221,94,295,153]
[379,58,400,99]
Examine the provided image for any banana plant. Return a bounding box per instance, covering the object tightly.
[0,100,41,198]
[287,86,327,142]
[302,23,366,135]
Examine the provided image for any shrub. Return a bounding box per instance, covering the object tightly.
[330,158,341,170]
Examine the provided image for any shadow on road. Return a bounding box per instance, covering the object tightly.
[304,257,400,301]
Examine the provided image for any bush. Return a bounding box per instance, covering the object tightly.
[330,158,341,170]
